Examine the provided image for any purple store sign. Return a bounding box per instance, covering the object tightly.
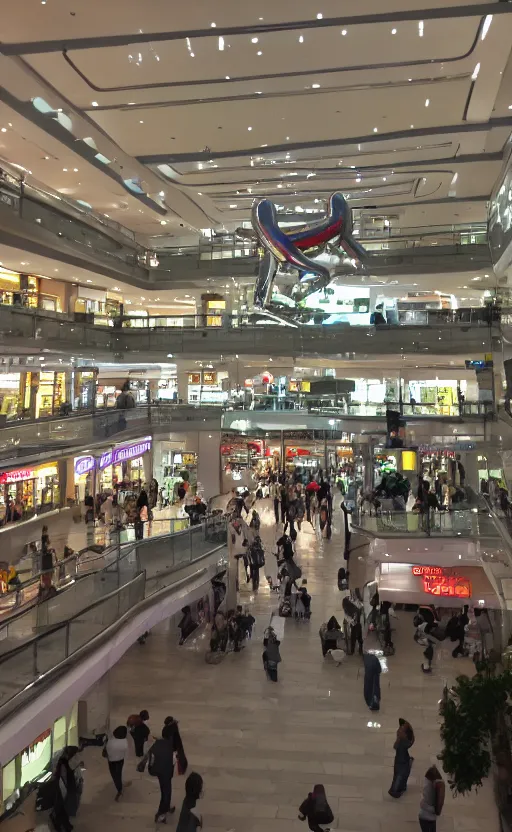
[99,438,152,470]
[74,456,96,476]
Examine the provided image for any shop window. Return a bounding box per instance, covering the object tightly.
[20,731,52,787]
[53,716,67,756]
[67,702,78,747]
[1,758,16,811]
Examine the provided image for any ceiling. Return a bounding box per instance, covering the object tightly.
[0,0,510,247]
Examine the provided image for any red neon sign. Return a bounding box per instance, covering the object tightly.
[411,565,471,598]
[0,468,35,484]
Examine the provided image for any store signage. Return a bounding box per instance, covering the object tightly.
[0,467,35,484]
[74,456,95,476]
[113,438,152,466]
[412,565,472,598]
[262,372,274,384]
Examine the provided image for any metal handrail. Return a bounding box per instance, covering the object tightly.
[0,517,228,710]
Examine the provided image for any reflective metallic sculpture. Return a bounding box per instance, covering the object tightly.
[250,191,368,308]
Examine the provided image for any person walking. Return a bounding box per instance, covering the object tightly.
[176,772,203,832]
[363,652,382,711]
[269,478,280,524]
[388,719,415,798]
[127,709,151,757]
[139,721,185,823]
[418,765,445,832]
[104,725,128,801]
[298,784,334,832]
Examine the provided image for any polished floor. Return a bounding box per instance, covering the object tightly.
[75,498,498,832]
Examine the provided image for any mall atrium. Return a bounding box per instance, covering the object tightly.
[0,2,512,831]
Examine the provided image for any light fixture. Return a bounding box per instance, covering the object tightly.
[197,191,203,195]
[225,75,230,79]
[160,220,167,225]
[356,177,361,182]
[471,62,481,81]
[312,83,320,89]
[210,21,216,27]
[113,287,120,291]
[218,36,224,50]
[341,29,347,35]
[167,353,174,358]
[391,28,397,34]
[247,126,253,131]
[63,168,68,171]
[257,50,262,56]
[73,167,78,172]
[316,13,323,19]
[251,37,259,43]
[229,204,238,208]
[418,20,424,36]
[425,98,430,107]
[139,120,144,124]
[382,177,387,181]
[410,124,414,128]
[481,14,493,40]
[91,101,98,107]
[299,35,304,43]
[373,127,378,133]
[0,128,6,133]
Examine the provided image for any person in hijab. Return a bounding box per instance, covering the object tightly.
[388,719,415,798]
[298,784,334,832]
[135,489,149,540]
[363,652,382,711]
[176,771,203,832]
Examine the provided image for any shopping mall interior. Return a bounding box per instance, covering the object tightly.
[2,2,512,831]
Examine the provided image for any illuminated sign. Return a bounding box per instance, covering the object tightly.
[412,565,472,598]
[0,467,35,484]
[74,456,95,476]
[99,439,152,469]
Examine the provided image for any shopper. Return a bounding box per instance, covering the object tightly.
[163,716,187,775]
[127,709,151,757]
[298,784,334,832]
[418,765,445,832]
[138,723,178,823]
[269,478,280,524]
[363,652,381,711]
[134,489,149,540]
[176,772,203,832]
[262,627,281,681]
[388,719,415,798]
[104,726,128,801]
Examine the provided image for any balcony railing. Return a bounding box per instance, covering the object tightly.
[0,517,227,711]
[352,505,500,538]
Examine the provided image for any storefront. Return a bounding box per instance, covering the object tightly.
[36,370,66,418]
[74,455,96,503]
[157,377,178,401]
[0,373,23,420]
[97,437,152,497]
[188,370,228,405]
[160,450,198,504]
[0,461,59,519]
[377,562,500,609]
[1,704,78,816]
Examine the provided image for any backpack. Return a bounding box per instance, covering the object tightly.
[148,739,173,777]
[313,795,334,826]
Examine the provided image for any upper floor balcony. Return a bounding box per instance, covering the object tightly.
[0,304,499,361]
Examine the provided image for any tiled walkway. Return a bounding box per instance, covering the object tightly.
[75,498,497,832]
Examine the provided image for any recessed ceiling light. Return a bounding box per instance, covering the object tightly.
[63,168,68,171]
[257,51,262,56]
[299,35,304,43]
[218,36,225,50]
[210,21,216,27]
[286,136,290,140]
[73,168,78,172]
[373,127,378,133]
[0,128,6,133]
[425,98,430,107]
[248,126,253,131]
[225,75,230,79]
[230,204,238,208]
[391,28,397,34]
[139,120,144,124]
[160,220,167,225]
[91,101,98,107]
[341,29,347,35]
[382,177,387,181]
[312,83,320,89]
[317,13,323,19]
[86,280,92,283]
[251,37,259,43]
[54,269,58,272]
[418,20,424,36]
[197,191,203,194]
[410,124,414,128]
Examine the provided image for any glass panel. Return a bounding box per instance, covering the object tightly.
[20,731,52,787]
[53,716,67,756]
[2,758,17,808]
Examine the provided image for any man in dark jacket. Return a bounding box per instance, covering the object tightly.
[142,721,186,823]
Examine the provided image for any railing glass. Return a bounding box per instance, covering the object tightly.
[0,517,227,709]
[352,505,500,538]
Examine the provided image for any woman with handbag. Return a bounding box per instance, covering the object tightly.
[298,784,334,832]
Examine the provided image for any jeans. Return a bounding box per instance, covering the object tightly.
[419,820,436,832]
[108,759,124,794]
[156,774,173,816]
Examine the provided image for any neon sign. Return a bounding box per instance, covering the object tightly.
[411,565,471,598]
[0,468,35,484]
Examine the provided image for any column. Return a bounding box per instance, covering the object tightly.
[142,450,153,484]
[78,672,111,737]
[175,366,189,404]
[197,430,221,499]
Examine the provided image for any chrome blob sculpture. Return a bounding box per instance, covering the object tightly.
[251,191,368,308]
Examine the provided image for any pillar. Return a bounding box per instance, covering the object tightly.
[197,430,221,499]
[65,457,75,503]
[77,672,111,737]
[177,369,189,404]
[142,450,153,484]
